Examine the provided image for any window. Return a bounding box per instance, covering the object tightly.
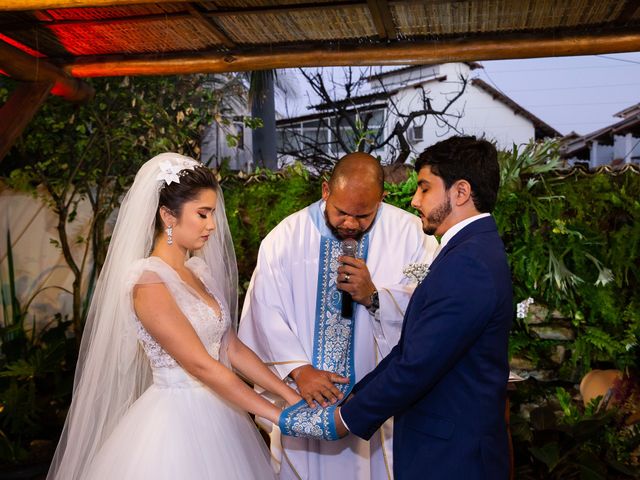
[233,122,245,150]
[277,107,386,158]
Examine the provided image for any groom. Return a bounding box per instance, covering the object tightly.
[335,136,513,479]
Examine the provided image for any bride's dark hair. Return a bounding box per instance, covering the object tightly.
[154,165,219,235]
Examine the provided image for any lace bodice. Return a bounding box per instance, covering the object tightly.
[131,257,230,369]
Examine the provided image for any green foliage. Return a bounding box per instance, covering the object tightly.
[0,234,76,465]
[384,170,418,213]
[513,387,639,479]
[492,140,640,373]
[222,163,321,293]
[3,74,237,337]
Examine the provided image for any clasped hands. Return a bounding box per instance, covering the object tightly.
[290,364,346,408]
[282,364,349,440]
[278,257,373,440]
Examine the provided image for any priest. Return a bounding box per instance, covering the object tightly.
[238,152,437,480]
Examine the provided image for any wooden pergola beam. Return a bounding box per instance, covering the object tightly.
[0,81,52,161]
[186,4,235,49]
[0,40,94,101]
[66,30,640,77]
[367,0,397,40]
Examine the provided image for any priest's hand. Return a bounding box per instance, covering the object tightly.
[290,365,348,408]
[337,256,376,306]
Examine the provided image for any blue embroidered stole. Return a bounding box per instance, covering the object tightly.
[279,201,370,440]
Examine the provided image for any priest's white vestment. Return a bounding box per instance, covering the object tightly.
[239,200,437,480]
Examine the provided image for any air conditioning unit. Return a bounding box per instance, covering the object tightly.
[408,125,424,143]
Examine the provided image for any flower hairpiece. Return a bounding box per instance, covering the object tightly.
[157,159,198,186]
[403,262,430,284]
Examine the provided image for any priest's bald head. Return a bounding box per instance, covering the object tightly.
[321,152,385,240]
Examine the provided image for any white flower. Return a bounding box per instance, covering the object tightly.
[403,263,430,284]
[516,297,534,319]
[157,159,197,186]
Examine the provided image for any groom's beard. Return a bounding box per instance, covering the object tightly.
[422,196,452,235]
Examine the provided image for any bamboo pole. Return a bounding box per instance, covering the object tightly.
[0,40,94,102]
[0,0,360,11]
[0,0,424,12]
[0,0,186,10]
[66,30,640,77]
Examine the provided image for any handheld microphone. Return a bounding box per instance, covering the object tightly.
[340,239,358,319]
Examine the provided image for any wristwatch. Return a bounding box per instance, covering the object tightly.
[366,290,380,316]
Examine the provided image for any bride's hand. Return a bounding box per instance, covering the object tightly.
[285,387,303,407]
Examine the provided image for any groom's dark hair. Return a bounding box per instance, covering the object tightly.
[414,136,500,213]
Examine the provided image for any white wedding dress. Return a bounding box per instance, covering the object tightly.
[83,256,275,479]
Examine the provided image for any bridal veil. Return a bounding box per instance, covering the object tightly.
[47,153,238,480]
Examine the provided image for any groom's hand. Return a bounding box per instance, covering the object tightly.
[334,408,349,438]
[337,256,376,306]
[290,365,348,408]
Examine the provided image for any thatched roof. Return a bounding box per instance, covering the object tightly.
[1,1,637,160]
[1,1,639,84]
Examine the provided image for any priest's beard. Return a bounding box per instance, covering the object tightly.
[423,196,452,235]
[324,209,375,241]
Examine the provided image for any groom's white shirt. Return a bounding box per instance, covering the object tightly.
[239,201,437,480]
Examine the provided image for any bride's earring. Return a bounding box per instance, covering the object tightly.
[166,225,173,245]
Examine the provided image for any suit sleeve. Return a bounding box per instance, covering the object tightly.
[368,216,439,357]
[238,231,310,379]
[341,252,496,440]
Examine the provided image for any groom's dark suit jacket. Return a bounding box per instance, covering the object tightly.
[341,216,512,480]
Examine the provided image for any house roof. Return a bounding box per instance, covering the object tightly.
[470,78,561,138]
[1,0,640,102]
[364,62,483,82]
[561,107,640,157]
[279,73,560,139]
[309,89,398,112]
[613,102,640,119]
[306,69,453,111]
[277,102,387,126]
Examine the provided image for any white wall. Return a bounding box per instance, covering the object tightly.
[566,134,640,168]
[0,184,97,329]
[386,63,536,156]
[277,62,543,166]
[590,141,614,168]
[613,133,640,164]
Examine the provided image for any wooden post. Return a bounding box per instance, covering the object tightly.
[0,40,93,102]
[0,81,52,162]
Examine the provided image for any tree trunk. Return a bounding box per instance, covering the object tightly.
[250,70,278,170]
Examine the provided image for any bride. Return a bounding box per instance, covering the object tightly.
[47,153,301,479]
